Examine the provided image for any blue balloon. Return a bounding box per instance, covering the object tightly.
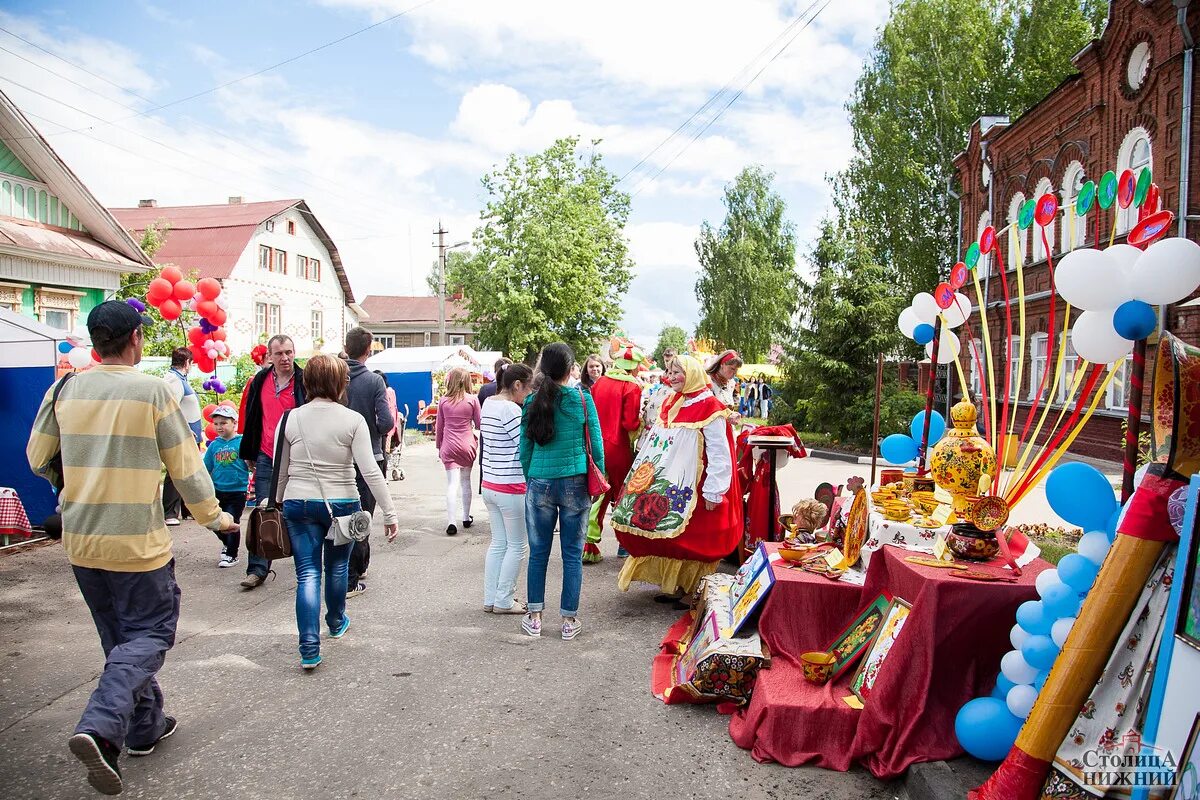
[1021,634,1061,671]
[57,340,72,354]
[881,433,919,465]
[994,673,1016,698]
[1105,507,1123,542]
[911,410,947,444]
[1034,671,1049,690]
[1113,300,1157,341]
[1016,600,1053,635]
[913,323,935,345]
[1059,553,1100,593]
[1041,583,1082,619]
[955,697,1024,761]
[1045,462,1118,531]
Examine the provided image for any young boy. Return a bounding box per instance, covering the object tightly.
[203,406,250,567]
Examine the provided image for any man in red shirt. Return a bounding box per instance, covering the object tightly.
[238,335,306,588]
[584,337,648,563]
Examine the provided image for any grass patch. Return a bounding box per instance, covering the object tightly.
[1015,523,1082,566]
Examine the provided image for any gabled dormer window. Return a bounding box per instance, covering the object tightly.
[265,219,275,232]
[287,220,296,235]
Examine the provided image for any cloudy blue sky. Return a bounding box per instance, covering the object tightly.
[0,0,889,346]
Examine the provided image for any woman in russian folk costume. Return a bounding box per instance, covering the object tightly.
[613,354,740,599]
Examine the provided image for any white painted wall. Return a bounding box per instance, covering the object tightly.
[221,210,353,355]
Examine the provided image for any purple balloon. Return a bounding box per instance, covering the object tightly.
[199,319,217,333]
[126,298,146,312]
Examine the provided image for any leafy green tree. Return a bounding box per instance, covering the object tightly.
[694,166,798,362]
[837,0,1107,300]
[651,323,688,367]
[445,137,634,362]
[779,217,922,446]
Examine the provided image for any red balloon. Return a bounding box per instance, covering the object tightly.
[160,266,183,285]
[196,277,222,301]
[949,262,969,290]
[159,298,182,321]
[187,326,206,346]
[1127,209,1175,248]
[147,277,173,303]
[979,226,996,255]
[934,282,955,309]
[202,403,217,423]
[196,299,219,320]
[1140,183,1161,219]
[90,348,100,363]
[173,280,196,302]
[211,307,227,326]
[1034,193,1058,227]
[204,423,217,441]
[210,327,227,342]
[1117,169,1136,209]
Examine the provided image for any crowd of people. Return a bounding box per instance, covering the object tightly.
[25,300,772,796]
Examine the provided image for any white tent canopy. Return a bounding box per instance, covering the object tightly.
[366,345,503,375]
[0,307,68,368]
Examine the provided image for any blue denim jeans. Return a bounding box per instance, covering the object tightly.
[282,499,357,660]
[525,475,590,617]
[247,453,274,577]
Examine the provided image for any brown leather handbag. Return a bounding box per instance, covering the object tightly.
[247,410,292,560]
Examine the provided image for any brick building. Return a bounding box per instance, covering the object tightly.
[952,0,1199,461]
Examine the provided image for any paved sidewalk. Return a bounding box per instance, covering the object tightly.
[0,438,894,800]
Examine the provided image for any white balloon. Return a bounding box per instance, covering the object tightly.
[1051,616,1076,648]
[1077,531,1111,565]
[1071,310,1134,364]
[1131,237,1200,305]
[1001,649,1040,685]
[1006,683,1040,719]
[1035,568,1061,598]
[1010,624,1030,650]
[898,307,921,338]
[1105,243,1142,277]
[925,329,961,364]
[1055,248,1130,311]
[940,292,973,328]
[912,292,940,324]
[67,346,92,370]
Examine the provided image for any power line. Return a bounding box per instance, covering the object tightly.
[629,0,833,197]
[0,0,439,137]
[618,0,822,186]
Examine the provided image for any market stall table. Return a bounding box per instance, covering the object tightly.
[728,543,1049,779]
[0,488,33,546]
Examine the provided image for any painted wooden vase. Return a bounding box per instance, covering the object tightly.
[929,399,997,513]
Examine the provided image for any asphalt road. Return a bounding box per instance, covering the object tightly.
[0,437,896,800]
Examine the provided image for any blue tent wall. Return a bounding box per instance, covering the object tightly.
[382,371,433,422]
[0,364,56,524]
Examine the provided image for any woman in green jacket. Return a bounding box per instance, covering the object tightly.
[520,342,605,640]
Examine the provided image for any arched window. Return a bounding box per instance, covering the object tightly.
[1007,192,1026,271]
[976,211,992,275]
[1060,161,1086,252]
[1117,128,1152,234]
[1032,178,1055,262]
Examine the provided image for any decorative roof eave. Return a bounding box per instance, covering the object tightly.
[348,302,369,319]
[0,241,144,274]
[292,200,355,304]
[0,89,153,271]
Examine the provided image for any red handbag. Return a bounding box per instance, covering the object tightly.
[578,388,610,498]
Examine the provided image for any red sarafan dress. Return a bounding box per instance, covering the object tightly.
[613,383,740,595]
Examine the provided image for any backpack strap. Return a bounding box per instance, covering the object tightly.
[266,409,291,510]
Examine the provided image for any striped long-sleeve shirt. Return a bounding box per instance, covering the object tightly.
[26,365,231,572]
[480,398,525,493]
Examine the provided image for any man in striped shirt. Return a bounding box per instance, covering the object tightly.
[27,300,237,796]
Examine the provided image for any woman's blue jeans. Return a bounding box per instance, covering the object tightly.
[282,499,357,659]
[525,476,590,617]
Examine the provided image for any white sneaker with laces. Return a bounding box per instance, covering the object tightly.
[218,555,238,568]
[165,517,181,527]
[561,617,582,641]
[521,613,542,638]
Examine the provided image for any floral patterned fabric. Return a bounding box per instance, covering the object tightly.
[612,426,702,538]
[1037,547,1176,799]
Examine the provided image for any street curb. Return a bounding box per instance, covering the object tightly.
[901,758,994,800]
[805,449,867,464]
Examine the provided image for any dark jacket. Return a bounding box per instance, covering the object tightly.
[346,360,391,460]
[478,380,499,406]
[239,365,306,462]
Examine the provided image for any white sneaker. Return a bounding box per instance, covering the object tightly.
[218,555,238,568]
[561,617,582,641]
[165,517,181,527]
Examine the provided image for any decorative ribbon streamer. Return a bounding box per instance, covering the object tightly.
[1009,315,1078,491]
[970,267,999,457]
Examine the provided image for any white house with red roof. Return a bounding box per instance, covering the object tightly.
[111,197,364,356]
[0,89,153,331]
[358,294,474,350]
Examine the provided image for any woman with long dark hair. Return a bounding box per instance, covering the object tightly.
[581,354,606,389]
[519,342,604,640]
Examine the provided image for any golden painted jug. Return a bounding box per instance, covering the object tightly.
[929,399,997,514]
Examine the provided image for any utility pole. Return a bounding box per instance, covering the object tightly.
[434,221,447,346]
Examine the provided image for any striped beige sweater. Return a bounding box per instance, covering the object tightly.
[26,365,231,572]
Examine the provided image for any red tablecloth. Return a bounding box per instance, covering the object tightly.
[0,491,33,538]
[729,544,1048,779]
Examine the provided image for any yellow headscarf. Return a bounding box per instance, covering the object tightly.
[663,354,712,425]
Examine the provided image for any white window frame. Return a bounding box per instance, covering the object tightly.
[265,219,275,233]
[1061,162,1086,252]
[1028,333,1049,401]
[274,249,287,274]
[310,310,323,343]
[255,302,268,338]
[423,331,432,346]
[376,334,395,349]
[1007,193,1026,271]
[1007,335,1022,400]
[1117,128,1152,234]
[268,304,281,335]
[1056,339,1080,405]
[42,307,72,330]
[1106,359,1131,411]
[968,337,984,398]
[309,258,321,282]
[297,255,308,280]
[258,245,271,270]
[448,334,466,346]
